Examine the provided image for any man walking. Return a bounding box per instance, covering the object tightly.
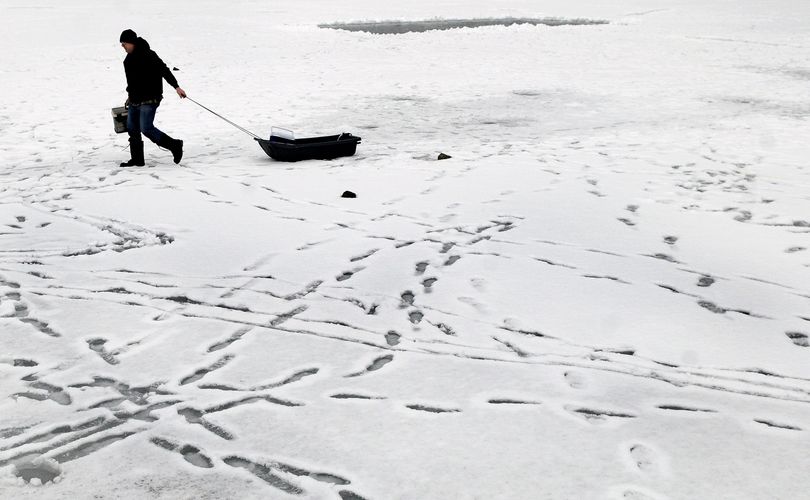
[119,29,186,167]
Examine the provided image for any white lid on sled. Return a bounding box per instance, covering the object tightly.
[270,127,294,140]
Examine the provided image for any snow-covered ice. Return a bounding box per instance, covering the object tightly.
[1,0,810,498]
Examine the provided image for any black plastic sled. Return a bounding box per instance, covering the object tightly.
[255,132,361,162]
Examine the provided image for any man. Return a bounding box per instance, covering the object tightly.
[119,29,186,167]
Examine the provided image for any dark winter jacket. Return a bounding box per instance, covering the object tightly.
[123,37,179,105]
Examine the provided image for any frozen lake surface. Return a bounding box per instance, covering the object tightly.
[1,0,810,498]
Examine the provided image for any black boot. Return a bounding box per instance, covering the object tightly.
[120,137,145,167]
[157,135,183,164]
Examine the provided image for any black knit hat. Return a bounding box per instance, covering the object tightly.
[120,29,137,44]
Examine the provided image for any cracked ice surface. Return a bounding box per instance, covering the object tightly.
[1,0,810,498]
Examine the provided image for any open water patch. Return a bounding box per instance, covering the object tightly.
[320,17,608,35]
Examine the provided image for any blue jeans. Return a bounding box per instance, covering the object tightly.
[127,103,165,144]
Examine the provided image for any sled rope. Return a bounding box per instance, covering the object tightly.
[187,97,261,139]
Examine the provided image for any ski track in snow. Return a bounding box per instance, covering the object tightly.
[2,0,810,498]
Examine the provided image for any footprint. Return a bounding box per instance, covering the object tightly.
[346,355,394,378]
[628,443,657,473]
[734,210,752,223]
[415,261,429,275]
[270,459,350,485]
[14,381,72,405]
[251,368,319,390]
[444,255,461,266]
[336,268,363,282]
[565,405,636,424]
[385,331,401,346]
[497,222,515,232]
[208,327,252,352]
[224,456,303,495]
[754,419,801,431]
[15,301,61,337]
[400,290,415,308]
[786,332,809,347]
[330,393,387,400]
[180,445,214,468]
[431,322,455,336]
[468,235,492,245]
[350,249,378,262]
[494,338,528,357]
[646,253,679,263]
[180,355,235,385]
[405,404,461,414]
[618,488,662,500]
[422,277,437,290]
[564,371,586,389]
[87,338,119,365]
[440,242,456,254]
[5,358,38,367]
[698,300,726,314]
[656,404,716,413]
[339,492,369,500]
[488,398,541,406]
[457,297,486,313]
[270,305,309,326]
[150,437,214,468]
[224,455,358,496]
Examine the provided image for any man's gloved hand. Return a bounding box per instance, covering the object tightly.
[125,98,130,108]
[176,87,187,98]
